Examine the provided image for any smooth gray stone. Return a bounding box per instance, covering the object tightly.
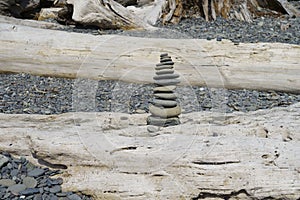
[154,93,177,100]
[153,86,176,92]
[10,169,18,177]
[156,69,174,75]
[0,179,16,187]
[156,61,174,66]
[147,125,160,133]
[152,99,177,107]
[27,168,45,177]
[149,104,181,118]
[67,193,82,200]
[0,155,9,168]
[7,184,26,194]
[23,176,37,188]
[154,79,180,86]
[160,58,173,62]
[33,194,42,200]
[147,116,180,127]
[49,185,61,193]
[153,74,179,80]
[20,188,40,195]
[155,65,174,70]
[160,53,168,57]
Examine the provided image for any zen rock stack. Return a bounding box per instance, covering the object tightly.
[147,53,181,126]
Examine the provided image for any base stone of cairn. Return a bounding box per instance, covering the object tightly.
[147,53,181,127]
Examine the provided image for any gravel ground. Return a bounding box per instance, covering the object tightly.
[60,13,300,45]
[1,73,299,115]
[0,152,92,200]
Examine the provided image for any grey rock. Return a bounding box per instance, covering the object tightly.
[0,155,9,168]
[7,184,26,194]
[160,53,168,57]
[154,92,177,100]
[154,79,180,86]
[147,125,160,133]
[147,116,180,127]
[155,69,174,75]
[10,169,18,177]
[33,194,42,200]
[0,179,16,187]
[156,61,174,66]
[153,74,180,80]
[160,58,173,62]
[154,86,176,92]
[23,176,37,188]
[20,188,40,195]
[50,185,61,193]
[7,162,13,169]
[27,168,45,177]
[155,65,174,70]
[152,99,177,107]
[149,104,181,118]
[67,193,82,200]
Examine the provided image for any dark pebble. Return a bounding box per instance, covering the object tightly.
[28,168,45,177]
[20,188,40,195]
[49,185,61,193]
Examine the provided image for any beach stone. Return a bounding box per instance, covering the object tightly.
[7,184,26,194]
[153,74,180,80]
[50,185,62,193]
[155,65,174,70]
[147,125,160,133]
[160,58,173,62]
[160,53,168,57]
[154,93,177,99]
[0,179,16,187]
[67,193,82,200]
[33,194,43,200]
[152,99,177,107]
[27,168,45,177]
[0,155,9,168]
[154,86,176,92]
[149,104,181,118]
[147,116,180,126]
[10,169,18,177]
[20,188,40,195]
[156,69,174,75]
[23,177,37,188]
[154,79,180,86]
[156,61,174,66]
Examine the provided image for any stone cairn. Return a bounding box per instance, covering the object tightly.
[147,53,181,126]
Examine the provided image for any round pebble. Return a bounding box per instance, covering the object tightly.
[23,176,38,188]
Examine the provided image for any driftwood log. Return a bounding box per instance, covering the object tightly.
[0,17,300,92]
[0,17,300,199]
[0,103,299,199]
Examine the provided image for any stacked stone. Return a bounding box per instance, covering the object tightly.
[147,53,181,126]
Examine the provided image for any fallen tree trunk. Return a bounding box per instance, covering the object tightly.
[0,19,299,93]
[0,103,299,199]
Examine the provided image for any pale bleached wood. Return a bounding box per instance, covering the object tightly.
[0,20,300,93]
[0,103,299,199]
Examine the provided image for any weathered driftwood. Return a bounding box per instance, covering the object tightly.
[66,0,151,30]
[0,20,300,93]
[0,103,299,199]
[161,0,300,23]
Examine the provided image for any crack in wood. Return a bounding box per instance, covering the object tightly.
[192,160,240,165]
[191,189,276,200]
[110,146,138,154]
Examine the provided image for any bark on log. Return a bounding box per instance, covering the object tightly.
[0,103,299,199]
[0,19,299,93]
